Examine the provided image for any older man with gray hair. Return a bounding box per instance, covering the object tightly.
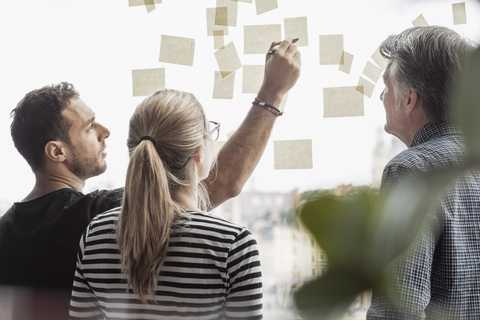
[367,26,479,319]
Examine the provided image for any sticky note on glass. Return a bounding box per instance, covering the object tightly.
[206,8,229,37]
[453,2,467,25]
[132,68,165,97]
[362,61,383,83]
[356,77,375,98]
[339,51,354,74]
[319,35,344,65]
[216,0,238,26]
[244,24,281,54]
[323,86,364,117]
[242,65,264,94]
[284,17,308,47]
[412,14,429,26]
[274,140,313,170]
[129,0,161,5]
[159,35,195,66]
[213,71,235,99]
[371,47,387,70]
[128,0,161,6]
[256,0,278,15]
[214,42,242,77]
[213,30,225,49]
[128,0,161,12]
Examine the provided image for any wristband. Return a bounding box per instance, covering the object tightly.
[253,97,283,117]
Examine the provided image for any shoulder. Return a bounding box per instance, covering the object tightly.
[383,135,465,184]
[184,212,253,240]
[85,207,121,235]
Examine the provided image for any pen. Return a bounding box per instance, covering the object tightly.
[268,38,299,55]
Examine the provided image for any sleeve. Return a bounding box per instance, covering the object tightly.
[69,225,104,320]
[225,229,263,320]
[368,162,436,320]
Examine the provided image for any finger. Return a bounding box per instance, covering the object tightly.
[285,43,298,57]
[268,40,282,50]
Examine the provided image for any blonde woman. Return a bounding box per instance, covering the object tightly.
[69,89,263,319]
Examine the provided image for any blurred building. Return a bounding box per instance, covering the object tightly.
[211,187,370,316]
[371,126,406,187]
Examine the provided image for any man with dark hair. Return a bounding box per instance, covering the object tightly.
[0,38,300,319]
[367,26,479,319]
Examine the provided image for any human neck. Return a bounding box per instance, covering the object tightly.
[173,184,200,212]
[23,171,85,202]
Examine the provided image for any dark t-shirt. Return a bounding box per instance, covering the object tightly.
[0,188,123,319]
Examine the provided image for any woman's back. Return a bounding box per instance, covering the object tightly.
[70,208,263,320]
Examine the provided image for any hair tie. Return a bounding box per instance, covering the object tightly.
[139,136,156,147]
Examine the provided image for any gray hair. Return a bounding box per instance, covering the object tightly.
[380,26,477,122]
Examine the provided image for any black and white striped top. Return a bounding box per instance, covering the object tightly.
[69,208,262,319]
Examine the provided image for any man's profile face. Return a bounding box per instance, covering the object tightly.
[61,98,110,180]
[380,63,410,144]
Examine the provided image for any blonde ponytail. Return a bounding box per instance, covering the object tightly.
[117,89,211,302]
[118,140,175,301]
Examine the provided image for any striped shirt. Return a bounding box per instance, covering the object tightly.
[69,208,263,319]
[368,122,480,319]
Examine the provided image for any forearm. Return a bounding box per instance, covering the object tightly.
[205,38,300,210]
[206,99,279,209]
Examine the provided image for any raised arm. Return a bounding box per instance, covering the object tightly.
[206,38,301,209]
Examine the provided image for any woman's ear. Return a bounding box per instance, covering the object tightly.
[44,141,67,163]
[193,145,203,164]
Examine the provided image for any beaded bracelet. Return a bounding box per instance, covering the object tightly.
[252,97,284,117]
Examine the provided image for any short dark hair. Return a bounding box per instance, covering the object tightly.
[10,82,79,172]
[380,26,477,122]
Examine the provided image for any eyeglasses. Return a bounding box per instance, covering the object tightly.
[209,121,220,141]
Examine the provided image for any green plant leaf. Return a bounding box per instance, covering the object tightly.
[294,268,370,320]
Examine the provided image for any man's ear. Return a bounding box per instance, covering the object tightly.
[44,141,67,163]
[404,89,419,114]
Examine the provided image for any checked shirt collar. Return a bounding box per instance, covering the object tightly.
[410,122,461,148]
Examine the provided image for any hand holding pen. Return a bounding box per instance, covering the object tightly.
[268,38,299,55]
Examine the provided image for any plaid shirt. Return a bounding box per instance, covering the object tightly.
[367,122,480,320]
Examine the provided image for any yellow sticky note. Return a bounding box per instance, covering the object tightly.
[213,30,225,49]
[356,77,375,98]
[362,61,383,83]
[339,51,354,74]
[128,0,160,12]
[215,7,229,26]
[371,47,387,70]
[132,68,165,97]
[244,24,281,54]
[412,14,429,27]
[319,35,344,65]
[206,8,229,37]
[159,35,195,66]
[216,0,238,27]
[128,0,161,6]
[453,2,467,25]
[284,16,308,47]
[274,140,313,170]
[323,86,364,117]
[242,65,264,94]
[214,42,242,77]
[256,0,278,15]
[213,71,235,99]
